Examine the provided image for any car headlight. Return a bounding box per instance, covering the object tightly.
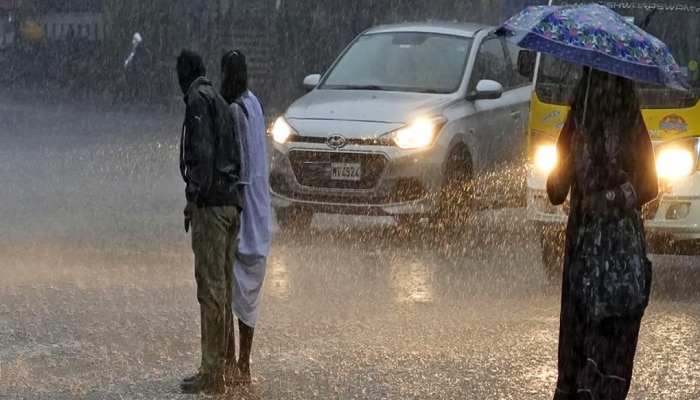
[271,117,294,144]
[392,118,444,149]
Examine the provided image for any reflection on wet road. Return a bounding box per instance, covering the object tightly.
[0,100,699,399]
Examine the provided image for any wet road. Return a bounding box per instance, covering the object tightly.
[1,99,699,399]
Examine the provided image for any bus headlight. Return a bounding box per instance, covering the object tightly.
[657,148,695,178]
[530,131,558,173]
[535,145,557,172]
[656,138,699,179]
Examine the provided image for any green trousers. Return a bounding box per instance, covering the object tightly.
[191,206,240,374]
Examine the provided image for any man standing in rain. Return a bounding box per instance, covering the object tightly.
[220,49,272,385]
[176,50,244,394]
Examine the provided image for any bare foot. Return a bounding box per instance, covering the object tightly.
[233,363,252,384]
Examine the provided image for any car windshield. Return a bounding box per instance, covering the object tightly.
[536,1,700,108]
[321,32,473,94]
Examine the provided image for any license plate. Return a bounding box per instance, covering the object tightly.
[331,163,361,181]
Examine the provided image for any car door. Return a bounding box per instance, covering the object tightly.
[466,36,518,204]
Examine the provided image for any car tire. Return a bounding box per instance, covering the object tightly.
[538,223,565,284]
[433,144,473,230]
[275,208,313,233]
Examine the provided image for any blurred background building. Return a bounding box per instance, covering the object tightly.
[0,0,546,113]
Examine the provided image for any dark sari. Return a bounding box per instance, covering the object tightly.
[547,114,659,400]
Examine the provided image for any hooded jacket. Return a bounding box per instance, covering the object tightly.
[180,76,243,209]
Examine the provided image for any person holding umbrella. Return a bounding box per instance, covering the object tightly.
[497,4,689,399]
[546,67,658,400]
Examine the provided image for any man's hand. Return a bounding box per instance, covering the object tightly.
[184,202,196,233]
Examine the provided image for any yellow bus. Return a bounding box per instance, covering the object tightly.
[524,1,700,280]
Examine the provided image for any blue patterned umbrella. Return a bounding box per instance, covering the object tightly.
[495,3,689,91]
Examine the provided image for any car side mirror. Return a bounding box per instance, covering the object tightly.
[303,74,321,92]
[517,50,536,79]
[467,79,503,101]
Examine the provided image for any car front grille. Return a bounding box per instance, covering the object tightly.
[270,173,427,205]
[288,150,388,190]
[290,136,393,146]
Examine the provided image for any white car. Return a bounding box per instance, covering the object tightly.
[269,22,532,230]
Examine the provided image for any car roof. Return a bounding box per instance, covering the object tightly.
[363,21,495,38]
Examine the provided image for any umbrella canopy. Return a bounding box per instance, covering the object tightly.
[495,3,689,91]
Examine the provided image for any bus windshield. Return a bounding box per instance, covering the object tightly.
[536,1,700,108]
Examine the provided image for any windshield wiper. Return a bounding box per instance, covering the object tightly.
[417,88,450,94]
[331,84,387,91]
